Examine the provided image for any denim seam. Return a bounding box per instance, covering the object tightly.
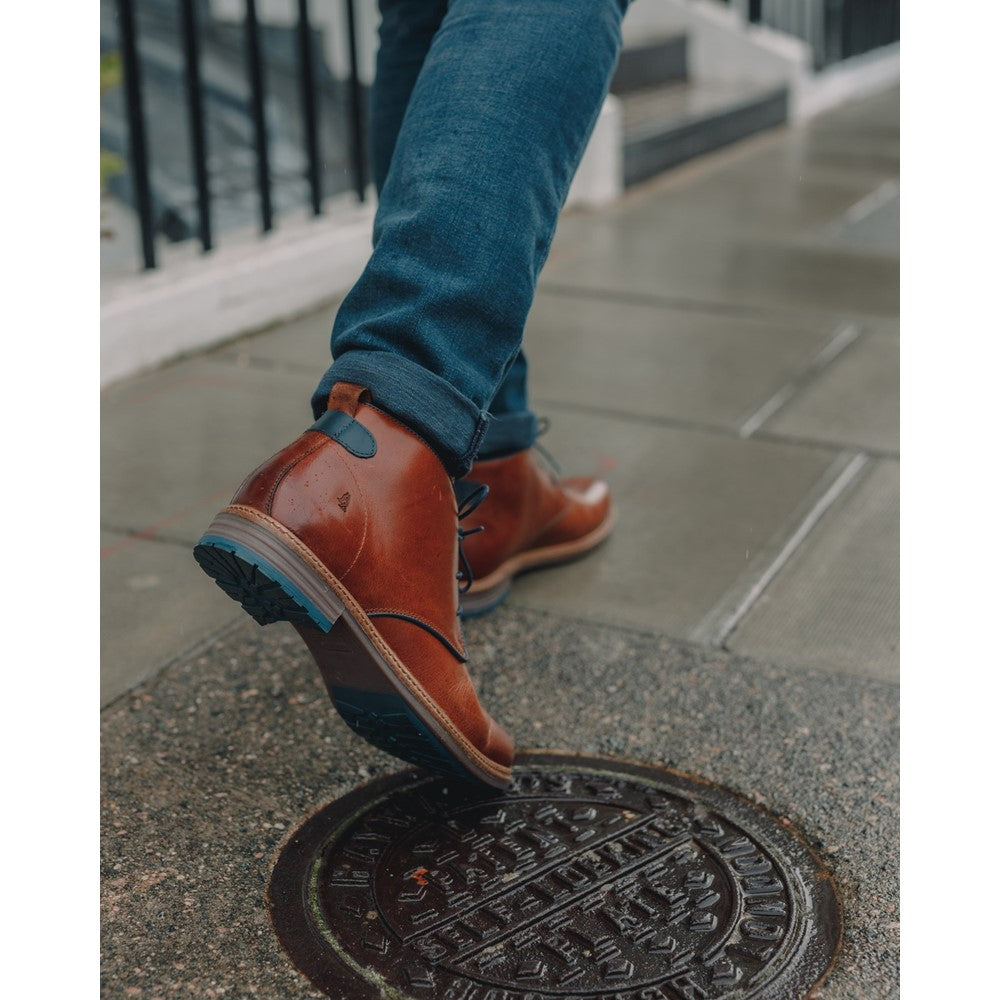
[459,416,490,474]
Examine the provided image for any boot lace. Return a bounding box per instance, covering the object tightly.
[532,416,562,479]
[454,479,489,595]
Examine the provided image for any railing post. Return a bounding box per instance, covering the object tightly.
[343,0,368,203]
[245,0,274,232]
[297,0,323,216]
[180,0,212,251]
[115,0,156,269]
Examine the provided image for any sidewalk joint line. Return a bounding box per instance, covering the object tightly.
[752,427,897,460]
[536,282,835,324]
[708,451,870,648]
[100,524,209,551]
[101,486,235,560]
[821,178,899,237]
[738,320,861,438]
[535,390,895,459]
[101,613,247,712]
[533,396,738,441]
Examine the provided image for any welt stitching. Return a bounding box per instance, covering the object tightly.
[366,608,466,659]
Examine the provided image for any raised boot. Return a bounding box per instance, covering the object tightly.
[193,383,513,787]
[460,447,615,615]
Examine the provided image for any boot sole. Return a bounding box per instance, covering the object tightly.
[460,504,617,617]
[193,507,511,789]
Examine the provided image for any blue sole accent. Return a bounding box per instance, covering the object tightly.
[193,534,333,632]
[329,687,473,780]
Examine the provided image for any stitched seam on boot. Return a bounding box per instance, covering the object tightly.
[367,611,467,662]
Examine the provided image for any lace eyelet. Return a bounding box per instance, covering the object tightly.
[454,480,490,597]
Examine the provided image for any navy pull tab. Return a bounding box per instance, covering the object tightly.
[309,409,377,458]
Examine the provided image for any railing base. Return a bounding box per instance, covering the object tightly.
[101,194,375,388]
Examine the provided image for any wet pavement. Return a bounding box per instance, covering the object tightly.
[101,85,899,997]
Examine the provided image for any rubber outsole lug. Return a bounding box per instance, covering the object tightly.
[329,687,473,780]
[193,536,331,631]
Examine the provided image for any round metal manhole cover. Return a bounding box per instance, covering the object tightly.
[269,752,841,999]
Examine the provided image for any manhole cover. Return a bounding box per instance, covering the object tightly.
[269,752,841,999]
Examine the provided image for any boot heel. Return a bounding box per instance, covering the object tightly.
[193,513,345,633]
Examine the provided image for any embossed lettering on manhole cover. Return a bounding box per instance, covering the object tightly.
[269,752,841,999]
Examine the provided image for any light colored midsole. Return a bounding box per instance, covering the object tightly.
[467,504,617,596]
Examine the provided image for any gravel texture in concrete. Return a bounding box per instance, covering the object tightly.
[101,606,898,999]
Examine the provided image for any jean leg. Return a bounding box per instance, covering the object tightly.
[314,0,628,476]
[477,350,537,459]
[376,0,537,462]
[369,0,448,197]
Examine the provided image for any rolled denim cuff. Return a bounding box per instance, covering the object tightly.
[311,350,489,478]
[476,410,538,461]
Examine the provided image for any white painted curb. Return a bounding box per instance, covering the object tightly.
[101,198,375,387]
[792,43,900,122]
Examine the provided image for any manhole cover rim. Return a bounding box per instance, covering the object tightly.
[269,751,842,1000]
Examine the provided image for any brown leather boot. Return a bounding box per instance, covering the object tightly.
[459,447,615,615]
[193,383,513,788]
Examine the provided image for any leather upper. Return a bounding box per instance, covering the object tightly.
[231,386,466,660]
[225,383,514,774]
[461,448,612,579]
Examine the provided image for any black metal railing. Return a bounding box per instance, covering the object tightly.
[296,0,323,218]
[747,1,899,70]
[179,0,212,251]
[836,0,900,64]
[112,0,368,270]
[115,0,156,269]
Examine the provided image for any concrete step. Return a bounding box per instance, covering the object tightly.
[611,32,688,94]
[622,80,790,187]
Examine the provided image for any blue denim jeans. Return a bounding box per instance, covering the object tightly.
[311,0,628,475]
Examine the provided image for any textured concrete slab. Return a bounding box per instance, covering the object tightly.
[101,608,898,999]
[504,406,835,637]
[727,460,898,682]
[524,291,837,429]
[779,129,898,177]
[101,530,240,704]
[809,85,898,140]
[611,147,892,242]
[101,360,319,543]
[711,127,898,187]
[820,191,899,256]
[209,304,338,377]
[765,331,899,453]
[543,220,899,319]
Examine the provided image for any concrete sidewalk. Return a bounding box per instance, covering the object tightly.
[101,86,899,998]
